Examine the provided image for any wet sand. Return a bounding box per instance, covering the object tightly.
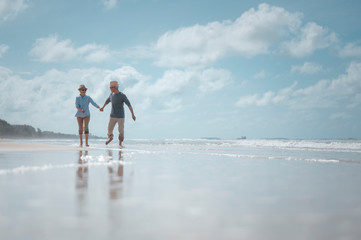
[1,139,361,240]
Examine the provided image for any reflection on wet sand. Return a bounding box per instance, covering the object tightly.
[76,150,88,204]
[108,150,124,200]
[75,150,126,205]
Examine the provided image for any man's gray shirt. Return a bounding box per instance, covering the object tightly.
[105,92,131,118]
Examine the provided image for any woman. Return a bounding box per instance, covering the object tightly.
[75,84,100,147]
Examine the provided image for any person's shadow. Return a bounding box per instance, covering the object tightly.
[107,150,124,200]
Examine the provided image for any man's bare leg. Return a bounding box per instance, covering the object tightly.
[106,134,113,145]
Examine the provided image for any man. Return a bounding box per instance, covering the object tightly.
[100,81,136,146]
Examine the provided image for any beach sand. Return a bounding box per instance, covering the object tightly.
[0,142,84,152]
[1,139,361,240]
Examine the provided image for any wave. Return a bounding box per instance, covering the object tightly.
[15,138,361,153]
[130,139,361,153]
[204,152,340,163]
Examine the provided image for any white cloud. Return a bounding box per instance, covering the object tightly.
[147,68,232,95]
[253,70,268,79]
[29,35,111,62]
[291,62,323,74]
[236,83,297,107]
[102,0,117,10]
[339,42,361,58]
[347,93,361,109]
[329,112,350,120]
[148,70,194,95]
[282,22,337,57]
[0,44,9,57]
[0,0,28,23]
[291,62,361,108]
[161,98,182,113]
[198,68,232,92]
[236,92,273,107]
[147,4,339,68]
[30,35,76,62]
[236,62,361,109]
[152,3,302,68]
[78,43,111,62]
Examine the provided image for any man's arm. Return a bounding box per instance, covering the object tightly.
[128,106,136,121]
[100,96,111,112]
[99,103,107,112]
[123,94,136,121]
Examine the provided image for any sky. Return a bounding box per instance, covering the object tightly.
[1,0,361,139]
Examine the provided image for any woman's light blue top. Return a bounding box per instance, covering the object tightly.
[75,95,99,117]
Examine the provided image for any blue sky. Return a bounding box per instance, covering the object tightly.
[1,0,361,139]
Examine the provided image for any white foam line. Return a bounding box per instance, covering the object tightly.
[0,157,134,176]
[205,152,340,163]
[84,146,163,154]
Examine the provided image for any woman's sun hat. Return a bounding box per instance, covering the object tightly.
[78,84,87,90]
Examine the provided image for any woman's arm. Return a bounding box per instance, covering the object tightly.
[89,96,100,109]
[75,98,85,113]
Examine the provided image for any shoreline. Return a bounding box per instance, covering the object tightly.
[0,143,85,152]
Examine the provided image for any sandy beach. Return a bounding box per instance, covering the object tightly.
[0,142,84,152]
[1,138,361,240]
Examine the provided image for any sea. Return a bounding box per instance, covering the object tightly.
[1,138,361,240]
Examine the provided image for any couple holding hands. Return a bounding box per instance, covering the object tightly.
[75,81,136,147]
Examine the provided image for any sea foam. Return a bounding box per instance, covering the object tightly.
[0,154,133,176]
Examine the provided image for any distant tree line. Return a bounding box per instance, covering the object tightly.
[0,119,100,139]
